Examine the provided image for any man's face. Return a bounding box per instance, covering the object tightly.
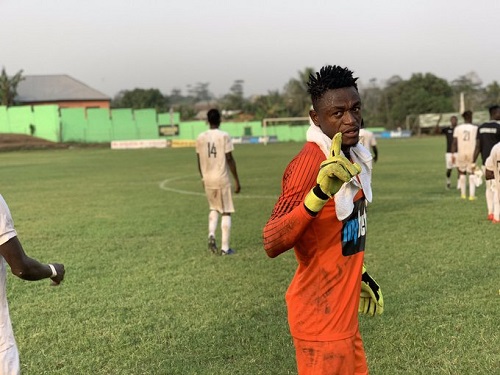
[450,116,458,127]
[310,87,362,147]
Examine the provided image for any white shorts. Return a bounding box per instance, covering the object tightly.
[456,153,474,173]
[0,344,20,375]
[445,153,456,169]
[205,185,234,214]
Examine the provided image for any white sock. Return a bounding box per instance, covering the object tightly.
[208,210,219,238]
[459,175,466,196]
[494,189,500,221]
[468,174,476,198]
[221,215,231,251]
[486,180,494,214]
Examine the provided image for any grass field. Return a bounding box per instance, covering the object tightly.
[0,136,498,375]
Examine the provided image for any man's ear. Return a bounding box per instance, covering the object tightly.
[309,109,319,126]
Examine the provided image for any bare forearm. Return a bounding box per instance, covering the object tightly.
[473,143,480,163]
[0,237,62,282]
[451,138,458,154]
[13,258,53,281]
[228,159,239,183]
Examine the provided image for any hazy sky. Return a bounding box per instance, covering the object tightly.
[1,0,499,98]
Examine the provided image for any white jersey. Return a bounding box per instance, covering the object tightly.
[453,123,478,158]
[358,129,377,149]
[0,195,18,354]
[196,129,234,189]
[485,142,500,184]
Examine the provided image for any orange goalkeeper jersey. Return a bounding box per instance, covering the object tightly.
[263,142,366,341]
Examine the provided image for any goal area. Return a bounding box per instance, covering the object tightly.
[262,116,310,145]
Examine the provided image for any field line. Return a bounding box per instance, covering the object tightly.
[159,175,278,200]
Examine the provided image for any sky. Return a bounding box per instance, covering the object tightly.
[1,0,499,99]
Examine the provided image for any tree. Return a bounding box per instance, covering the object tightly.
[220,79,245,111]
[451,71,483,112]
[169,88,183,104]
[481,81,500,108]
[0,67,24,106]
[112,88,169,112]
[249,90,288,120]
[383,73,453,128]
[283,67,315,117]
[219,80,245,113]
[186,82,213,103]
[359,78,386,128]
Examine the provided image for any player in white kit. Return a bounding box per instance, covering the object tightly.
[358,122,378,163]
[484,142,500,223]
[451,110,478,200]
[196,109,241,255]
[0,194,65,374]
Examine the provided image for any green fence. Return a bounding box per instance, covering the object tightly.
[0,105,311,144]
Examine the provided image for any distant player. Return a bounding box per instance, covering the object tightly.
[484,141,500,223]
[358,121,378,163]
[196,109,241,255]
[436,115,458,189]
[0,194,65,374]
[473,105,500,220]
[451,110,478,200]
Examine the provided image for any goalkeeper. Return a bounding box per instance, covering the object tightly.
[263,65,383,375]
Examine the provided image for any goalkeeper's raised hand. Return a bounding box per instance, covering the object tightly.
[359,264,384,316]
[304,132,362,213]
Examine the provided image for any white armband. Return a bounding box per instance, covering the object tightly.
[48,264,57,278]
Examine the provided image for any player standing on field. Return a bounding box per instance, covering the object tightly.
[484,141,500,223]
[451,110,478,200]
[0,194,65,374]
[435,115,458,189]
[473,105,500,220]
[263,65,383,375]
[358,120,378,163]
[196,109,241,255]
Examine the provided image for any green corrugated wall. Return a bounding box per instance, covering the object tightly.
[61,108,86,142]
[0,105,309,143]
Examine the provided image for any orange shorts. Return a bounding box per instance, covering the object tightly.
[293,330,368,375]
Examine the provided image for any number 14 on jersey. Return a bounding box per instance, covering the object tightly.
[207,142,217,157]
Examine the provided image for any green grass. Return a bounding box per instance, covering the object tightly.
[0,137,498,374]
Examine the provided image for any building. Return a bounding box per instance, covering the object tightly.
[16,74,111,109]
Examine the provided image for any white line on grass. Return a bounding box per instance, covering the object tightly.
[159,175,278,200]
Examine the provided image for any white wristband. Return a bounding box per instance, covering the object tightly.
[48,264,57,278]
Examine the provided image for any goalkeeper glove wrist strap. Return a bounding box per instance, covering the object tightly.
[361,270,381,302]
[304,185,329,215]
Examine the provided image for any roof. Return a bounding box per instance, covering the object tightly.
[16,74,111,102]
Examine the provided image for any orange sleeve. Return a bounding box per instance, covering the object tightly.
[263,143,324,258]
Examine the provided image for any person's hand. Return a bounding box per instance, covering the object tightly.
[359,289,376,315]
[50,263,65,286]
[234,182,241,194]
[304,132,362,213]
[485,169,494,180]
[359,264,383,316]
[317,132,361,196]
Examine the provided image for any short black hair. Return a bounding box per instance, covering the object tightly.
[462,110,472,118]
[207,108,221,126]
[488,105,500,115]
[307,65,358,105]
